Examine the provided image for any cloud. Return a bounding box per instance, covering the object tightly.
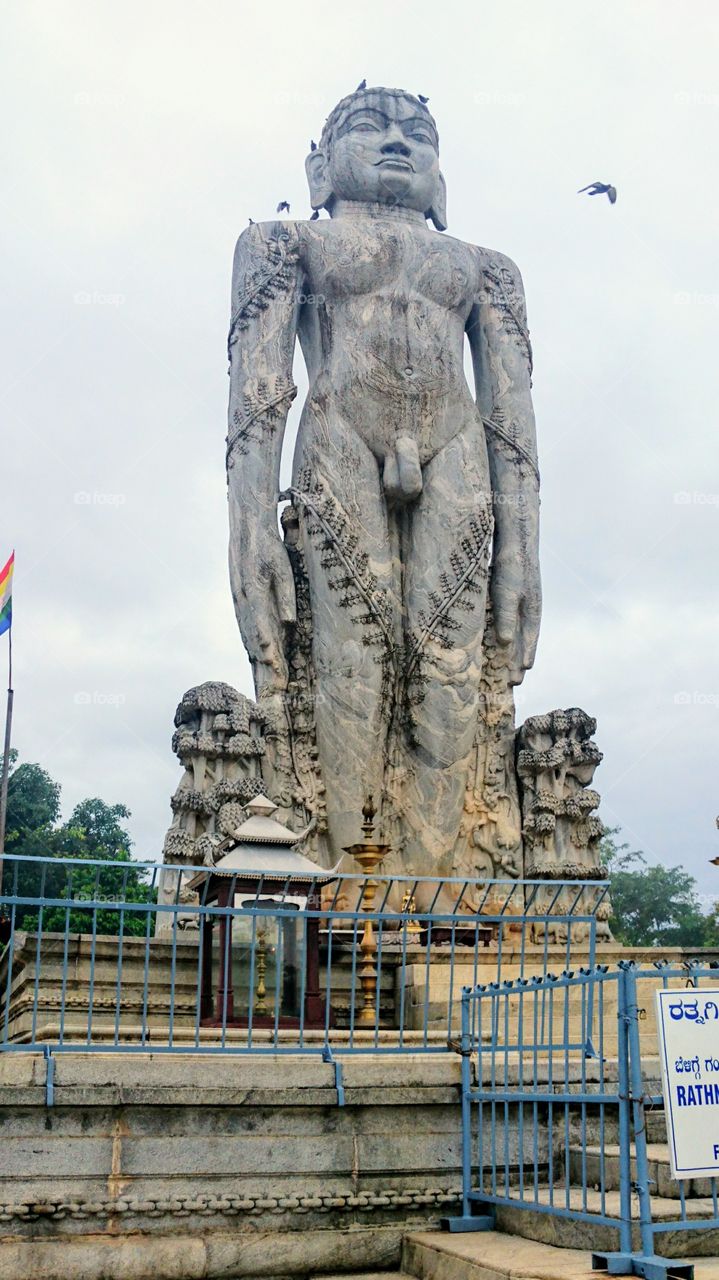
[3,0,718,894]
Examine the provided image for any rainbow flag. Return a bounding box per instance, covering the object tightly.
[0,552,13,636]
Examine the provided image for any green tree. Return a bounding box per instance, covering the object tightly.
[601,829,715,949]
[1,755,154,936]
[4,752,61,844]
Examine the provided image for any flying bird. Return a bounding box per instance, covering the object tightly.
[276,201,291,214]
[578,181,617,204]
[710,856,719,867]
[356,79,366,92]
[418,94,430,104]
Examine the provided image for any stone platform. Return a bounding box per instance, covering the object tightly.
[402,1232,719,1280]
[2,1048,719,1279]
[4,932,717,1052]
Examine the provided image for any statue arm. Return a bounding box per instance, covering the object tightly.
[226,220,301,692]
[467,249,542,678]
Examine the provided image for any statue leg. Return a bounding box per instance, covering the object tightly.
[291,408,396,856]
[402,417,493,874]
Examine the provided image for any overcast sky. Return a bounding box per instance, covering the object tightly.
[2,1,718,899]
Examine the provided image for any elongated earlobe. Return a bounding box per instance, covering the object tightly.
[427,171,448,231]
[305,149,334,211]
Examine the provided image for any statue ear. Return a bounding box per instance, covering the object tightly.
[305,148,333,211]
[427,171,448,231]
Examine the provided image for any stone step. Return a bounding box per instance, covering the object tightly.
[486,1183,719,1257]
[573,1105,667,1147]
[570,1142,715,1199]
[403,1229,719,1280]
[646,1108,669,1143]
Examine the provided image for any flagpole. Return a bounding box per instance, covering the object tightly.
[0,625,13,875]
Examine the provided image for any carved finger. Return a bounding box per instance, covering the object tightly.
[491,584,518,646]
[273,561,297,626]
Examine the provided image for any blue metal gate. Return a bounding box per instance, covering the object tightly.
[447,961,719,1280]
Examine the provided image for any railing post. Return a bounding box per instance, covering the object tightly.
[625,963,657,1266]
[592,964,638,1274]
[442,988,494,1234]
[304,890,323,1025]
[617,964,634,1257]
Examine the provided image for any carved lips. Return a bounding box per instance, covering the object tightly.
[374,157,414,171]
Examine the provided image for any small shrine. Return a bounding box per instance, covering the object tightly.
[187,795,333,1029]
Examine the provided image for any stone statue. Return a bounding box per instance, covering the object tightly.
[157,682,267,933]
[517,708,605,880]
[162,682,268,867]
[226,86,541,874]
[516,708,612,939]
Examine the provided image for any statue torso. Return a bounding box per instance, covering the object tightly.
[296,216,482,465]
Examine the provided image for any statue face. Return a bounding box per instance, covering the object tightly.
[326,90,440,213]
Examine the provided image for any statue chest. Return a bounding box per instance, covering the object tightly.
[302,223,478,314]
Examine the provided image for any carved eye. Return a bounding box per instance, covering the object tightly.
[349,118,382,133]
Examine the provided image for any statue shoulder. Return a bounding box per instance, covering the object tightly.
[232,220,302,277]
[473,246,533,374]
[475,245,526,299]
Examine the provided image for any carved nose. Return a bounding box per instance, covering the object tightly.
[381,139,411,158]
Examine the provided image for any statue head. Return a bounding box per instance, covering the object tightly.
[306,86,447,230]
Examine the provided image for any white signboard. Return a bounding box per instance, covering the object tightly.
[655,987,719,1179]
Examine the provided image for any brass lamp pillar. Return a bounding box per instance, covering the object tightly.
[343,796,389,1028]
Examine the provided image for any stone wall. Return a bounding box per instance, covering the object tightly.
[0,1051,467,1280]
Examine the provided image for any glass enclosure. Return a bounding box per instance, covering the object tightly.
[207,897,303,1023]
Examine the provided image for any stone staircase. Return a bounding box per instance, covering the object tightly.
[487,1103,719,1258]
[315,1227,719,1280]
[313,1105,719,1279]
[401,1233,719,1280]
[572,1109,718,1201]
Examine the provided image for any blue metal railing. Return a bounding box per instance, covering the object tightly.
[448,967,631,1243]
[614,962,719,1279]
[0,853,606,1056]
[449,961,719,1280]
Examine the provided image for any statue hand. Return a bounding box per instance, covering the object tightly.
[491,548,541,681]
[230,522,296,693]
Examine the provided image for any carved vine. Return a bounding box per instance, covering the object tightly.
[482,411,540,484]
[226,375,297,466]
[227,228,298,355]
[483,262,534,375]
[405,510,493,687]
[288,476,397,669]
